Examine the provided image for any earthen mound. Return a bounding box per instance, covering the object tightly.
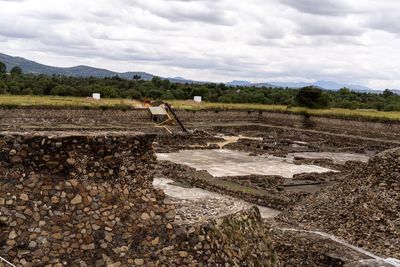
[279,148,400,258]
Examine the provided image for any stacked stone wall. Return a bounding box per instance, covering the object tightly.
[0,132,275,266]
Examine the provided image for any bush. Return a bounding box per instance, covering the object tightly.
[295,87,330,109]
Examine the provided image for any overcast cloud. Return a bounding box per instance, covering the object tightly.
[0,0,399,88]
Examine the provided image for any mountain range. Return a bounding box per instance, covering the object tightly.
[1,52,398,93]
[225,80,374,92]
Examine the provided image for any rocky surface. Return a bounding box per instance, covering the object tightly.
[154,131,223,153]
[279,148,400,258]
[0,132,176,266]
[0,131,276,266]
[213,125,398,156]
[164,207,276,266]
[269,226,371,267]
[220,175,284,191]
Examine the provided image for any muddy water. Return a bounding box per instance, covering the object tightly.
[157,149,334,178]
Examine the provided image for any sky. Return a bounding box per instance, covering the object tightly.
[0,0,400,89]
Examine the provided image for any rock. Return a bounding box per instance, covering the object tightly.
[92,224,101,230]
[81,243,95,250]
[71,194,82,204]
[52,233,62,239]
[46,161,60,168]
[104,233,113,242]
[10,155,22,164]
[151,237,159,246]
[108,262,121,267]
[165,210,176,219]
[29,241,37,249]
[134,259,144,265]
[140,212,150,220]
[6,239,16,247]
[51,196,60,204]
[66,158,76,165]
[8,230,17,239]
[179,251,189,257]
[20,193,29,201]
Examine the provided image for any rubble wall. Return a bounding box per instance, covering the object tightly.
[164,207,276,266]
[177,110,400,139]
[0,132,177,266]
[1,108,399,139]
[0,108,152,131]
[0,132,275,266]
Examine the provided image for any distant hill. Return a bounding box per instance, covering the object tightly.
[0,52,210,84]
[225,80,377,92]
[0,52,154,80]
[226,80,254,86]
[264,80,373,91]
[1,52,397,93]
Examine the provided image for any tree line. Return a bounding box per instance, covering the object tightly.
[0,62,400,111]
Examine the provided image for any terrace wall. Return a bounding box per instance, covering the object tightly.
[177,110,400,140]
[1,107,399,139]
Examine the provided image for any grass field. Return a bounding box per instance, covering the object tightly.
[0,95,400,121]
[170,100,400,121]
[0,95,141,108]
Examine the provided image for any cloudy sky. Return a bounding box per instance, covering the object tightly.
[0,0,399,89]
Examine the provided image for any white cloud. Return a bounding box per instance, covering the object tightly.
[0,0,399,89]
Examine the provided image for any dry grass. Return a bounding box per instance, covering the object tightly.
[0,95,141,108]
[169,100,400,121]
[0,95,399,121]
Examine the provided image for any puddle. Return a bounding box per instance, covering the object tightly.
[288,152,370,164]
[157,149,333,178]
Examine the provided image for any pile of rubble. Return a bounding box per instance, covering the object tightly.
[279,148,400,258]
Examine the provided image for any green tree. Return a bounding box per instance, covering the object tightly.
[151,76,163,88]
[0,61,6,73]
[0,80,8,94]
[132,74,141,81]
[339,87,351,95]
[295,87,330,109]
[10,66,22,75]
[383,89,394,97]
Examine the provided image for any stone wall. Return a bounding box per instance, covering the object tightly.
[1,108,400,140]
[177,110,400,140]
[0,108,152,131]
[0,131,276,266]
[163,207,276,266]
[0,132,177,266]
